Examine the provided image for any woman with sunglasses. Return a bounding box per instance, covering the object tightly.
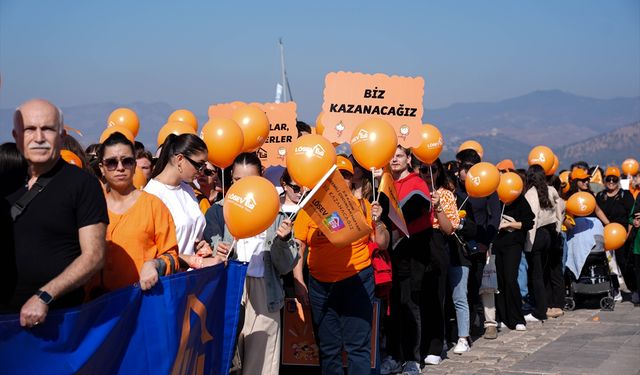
[192,161,220,215]
[145,133,222,269]
[87,132,179,294]
[210,152,299,375]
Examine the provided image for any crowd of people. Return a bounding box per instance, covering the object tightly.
[1,98,639,375]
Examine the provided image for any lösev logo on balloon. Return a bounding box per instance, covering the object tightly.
[351,129,370,145]
[227,193,257,212]
[467,172,481,186]
[294,144,326,159]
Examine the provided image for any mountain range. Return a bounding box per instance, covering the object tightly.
[1,90,638,168]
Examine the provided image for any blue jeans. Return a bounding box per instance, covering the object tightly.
[309,267,374,375]
[448,266,470,338]
[518,252,529,299]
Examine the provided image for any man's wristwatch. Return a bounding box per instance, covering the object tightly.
[36,290,54,305]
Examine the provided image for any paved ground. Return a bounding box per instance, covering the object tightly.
[428,301,640,375]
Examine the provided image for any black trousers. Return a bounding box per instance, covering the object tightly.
[386,278,421,362]
[527,227,550,320]
[420,231,449,358]
[545,230,565,308]
[468,252,486,331]
[495,244,525,329]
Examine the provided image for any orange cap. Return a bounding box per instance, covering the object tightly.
[604,166,621,177]
[336,155,354,174]
[60,150,83,168]
[496,159,515,172]
[570,168,590,180]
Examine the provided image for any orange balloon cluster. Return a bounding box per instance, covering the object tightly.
[412,124,443,164]
[157,121,196,146]
[232,105,270,152]
[223,176,280,239]
[458,140,484,158]
[108,108,139,138]
[286,134,337,189]
[603,223,627,251]
[566,192,596,217]
[621,158,639,176]
[465,162,500,198]
[100,126,135,144]
[168,109,198,132]
[546,154,559,176]
[497,172,524,204]
[528,145,554,173]
[350,118,397,170]
[200,118,244,169]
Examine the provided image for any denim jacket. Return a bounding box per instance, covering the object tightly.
[210,210,299,313]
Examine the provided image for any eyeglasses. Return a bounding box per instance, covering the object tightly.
[605,176,619,183]
[102,157,136,171]
[202,168,215,177]
[287,183,302,193]
[181,154,206,172]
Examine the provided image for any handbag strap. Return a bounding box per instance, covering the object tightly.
[11,175,54,221]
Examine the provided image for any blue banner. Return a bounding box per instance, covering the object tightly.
[0,261,247,375]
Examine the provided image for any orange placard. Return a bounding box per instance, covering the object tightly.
[208,102,297,167]
[281,298,379,368]
[321,72,424,147]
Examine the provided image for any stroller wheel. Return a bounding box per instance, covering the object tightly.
[564,297,576,311]
[600,296,615,311]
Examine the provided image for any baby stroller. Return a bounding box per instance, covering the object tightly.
[565,234,617,311]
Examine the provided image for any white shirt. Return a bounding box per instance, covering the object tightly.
[144,179,205,255]
[236,230,267,277]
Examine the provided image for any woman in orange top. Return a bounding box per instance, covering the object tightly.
[294,156,389,374]
[89,132,180,294]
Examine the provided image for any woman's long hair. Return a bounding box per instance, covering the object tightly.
[151,134,207,178]
[525,164,553,209]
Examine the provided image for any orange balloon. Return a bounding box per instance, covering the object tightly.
[315,112,325,136]
[465,162,500,198]
[223,176,280,239]
[546,154,559,176]
[286,134,337,189]
[229,101,246,111]
[528,145,554,173]
[350,118,398,170]
[60,150,83,168]
[497,172,524,204]
[168,109,198,132]
[232,105,270,152]
[412,124,444,164]
[100,125,135,144]
[200,118,244,169]
[603,223,627,251]
[621,158,639,176]
[157,121,196,146]
[559,170,571,194]
[133,166,148,189]
[458,140,484,158]
[108,108,140,138]
[566,192,596,217]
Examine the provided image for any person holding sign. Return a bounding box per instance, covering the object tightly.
[294,156,389,375]
[210,152,300,375]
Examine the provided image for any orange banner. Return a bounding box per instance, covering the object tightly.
[208,102,297,167]
[321,71,424,147]
[299,165,372,249]
[378,169,409,238]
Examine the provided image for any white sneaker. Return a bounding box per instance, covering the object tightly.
[614,290,623,303]
[453,338,470,354]
[515,324,527,331]
[380,356,402,375]
[524,313,540,322]
[401,361,421,375]
[496,321,505,329]
[424,355,442,365]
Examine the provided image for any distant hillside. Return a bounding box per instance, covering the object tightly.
[557,122,640,168]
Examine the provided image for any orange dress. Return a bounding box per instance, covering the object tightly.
[294,200,372,283]
[95,191,179,292]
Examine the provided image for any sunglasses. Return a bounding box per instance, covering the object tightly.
[605,176,619,183]
[102,157,136,171]
[287,183,302,193]
[181,154,206,173]
[202,168,215,177]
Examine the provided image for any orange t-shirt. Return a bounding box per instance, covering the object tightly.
[97,191,179,292]
[294,199,372,283]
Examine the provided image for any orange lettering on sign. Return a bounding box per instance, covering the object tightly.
[321,72,424,147]
[171,294,214,375]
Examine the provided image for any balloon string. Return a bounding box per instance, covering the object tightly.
[287,187,309,221]
[429,165,436,194]
[372,168,379,202]
[225,238,237,261]
[500,202,506,219]
[221,167,226,199]
[458,196,469,212]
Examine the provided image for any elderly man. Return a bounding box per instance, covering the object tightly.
[7,99,107,327]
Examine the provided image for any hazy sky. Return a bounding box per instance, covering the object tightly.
[1,0,639,122]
